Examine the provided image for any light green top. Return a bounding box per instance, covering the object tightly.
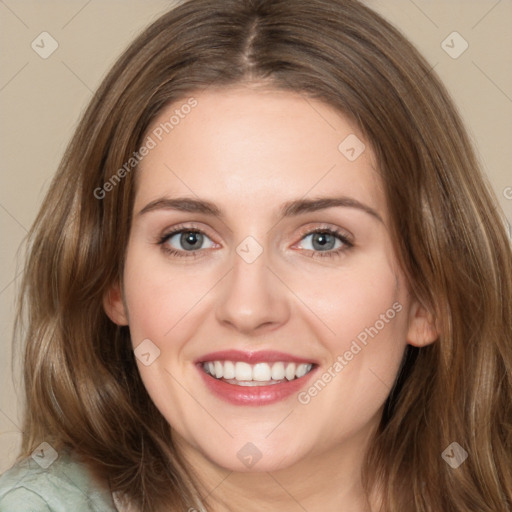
[0,447,117,511]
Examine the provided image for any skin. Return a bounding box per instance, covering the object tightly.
[104,85,438,512]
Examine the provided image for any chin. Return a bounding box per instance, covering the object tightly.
[194,437,307,474]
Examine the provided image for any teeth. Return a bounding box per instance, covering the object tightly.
[271,362,285,380]
[202,360,313,382]
[214,361,224,379]
[253,362,271,381]
[296,363,309,378]
[223,360,235,379]
[285,363,296,380]
[235,362,252,380]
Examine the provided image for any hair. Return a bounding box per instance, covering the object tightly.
[12,0,512,510]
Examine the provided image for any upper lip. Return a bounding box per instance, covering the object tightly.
[195,349,318,365]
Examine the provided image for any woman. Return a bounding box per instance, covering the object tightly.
[1,0,511,510]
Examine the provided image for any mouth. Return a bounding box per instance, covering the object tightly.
[195,350,318,406]
[201,360,315,386]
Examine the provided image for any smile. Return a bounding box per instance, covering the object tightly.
[195,350,319,405]
[202,360,314,386]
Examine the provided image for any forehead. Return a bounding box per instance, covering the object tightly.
[135,86,384,218]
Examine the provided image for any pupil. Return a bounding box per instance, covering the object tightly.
[312,233,334,251]
[181,231,202,250]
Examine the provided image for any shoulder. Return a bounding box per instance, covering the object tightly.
[0,447,117,511]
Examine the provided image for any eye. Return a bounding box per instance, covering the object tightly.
[157,225,352,259]
[158,228,216,257]
[295,228,353,259]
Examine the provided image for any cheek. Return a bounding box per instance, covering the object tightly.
[294,252,403,348]
[121,242,211,346]
[121,244,198,419]
[293,253,408,420]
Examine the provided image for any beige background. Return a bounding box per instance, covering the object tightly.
[1,0,511,471]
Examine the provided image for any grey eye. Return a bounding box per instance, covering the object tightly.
[167,231,215,251]
[299,232,343,251]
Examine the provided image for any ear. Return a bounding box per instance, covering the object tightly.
[103,281,129,326]
[406,300,439,347]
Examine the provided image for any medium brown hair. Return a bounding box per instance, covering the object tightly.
[14,0,512,510]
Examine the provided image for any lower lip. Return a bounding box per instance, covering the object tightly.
[196,364,317,406]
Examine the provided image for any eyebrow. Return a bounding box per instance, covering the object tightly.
[138,196,383,223]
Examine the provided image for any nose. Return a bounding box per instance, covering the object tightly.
[215,248,291,335]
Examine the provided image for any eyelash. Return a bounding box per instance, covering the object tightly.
[157,225,354,260]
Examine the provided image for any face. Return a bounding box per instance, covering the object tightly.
[105,86,435,474]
